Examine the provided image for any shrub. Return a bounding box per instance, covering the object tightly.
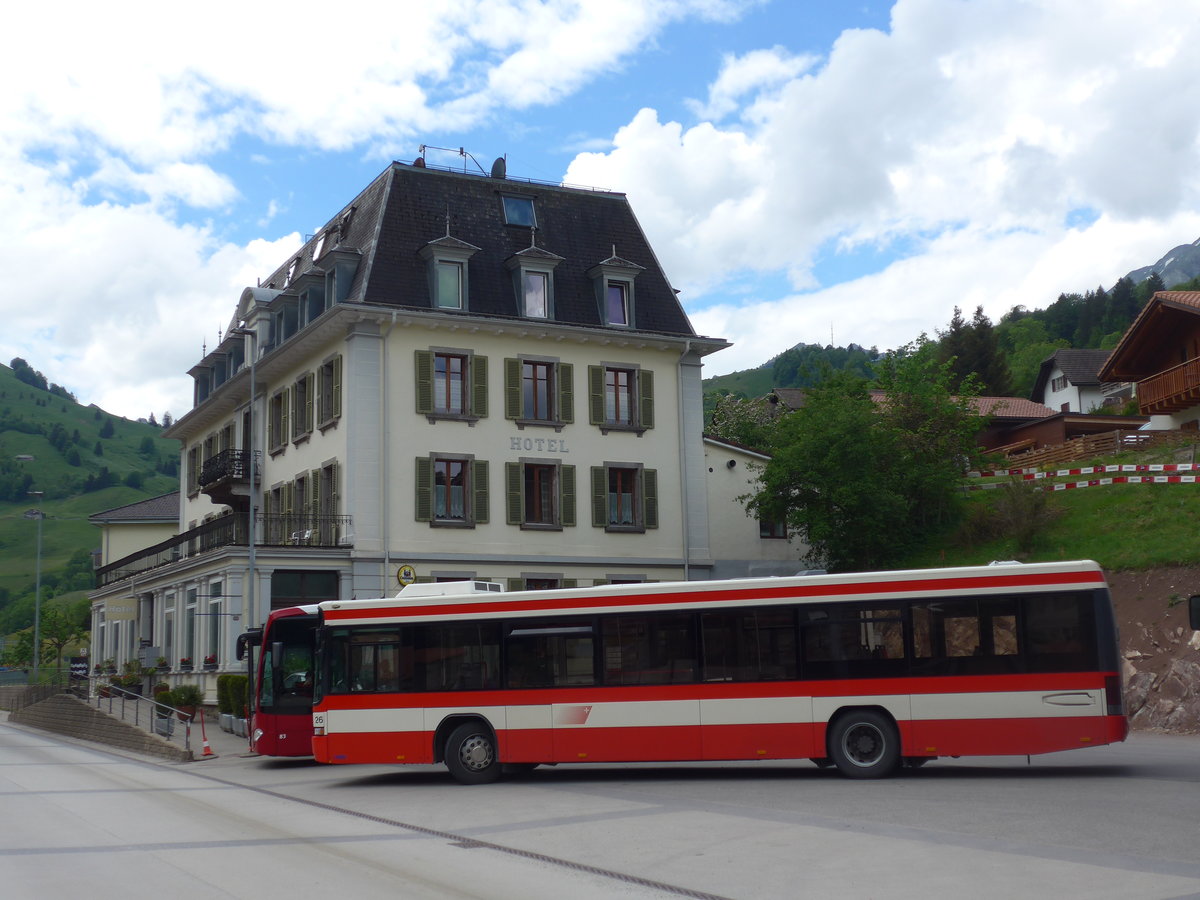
[171,683,204,709]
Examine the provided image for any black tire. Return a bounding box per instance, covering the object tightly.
[444,722,501,785]
[827,710,900,779]
[502,763,539,778]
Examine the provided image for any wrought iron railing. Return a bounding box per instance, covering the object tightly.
[95,513,352,587]
[199,448,261,487]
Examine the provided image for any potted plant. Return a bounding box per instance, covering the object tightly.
[104,658,117,674]
[171,683,204,721]
[156,656,169,672]
[203,654,218,671]
[179,656,193,671]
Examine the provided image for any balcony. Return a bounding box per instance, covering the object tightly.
[95,512,352,588]
[198,449,261,509]
[1136,357,1200,414]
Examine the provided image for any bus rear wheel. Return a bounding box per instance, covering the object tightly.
[445,722,501,785]
[828,711,900,779]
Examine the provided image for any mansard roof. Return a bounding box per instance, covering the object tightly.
[255,160,702,337]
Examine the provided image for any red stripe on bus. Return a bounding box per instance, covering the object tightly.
[323,569,1104,622]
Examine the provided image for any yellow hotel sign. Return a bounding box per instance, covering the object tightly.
[105,600,137,621]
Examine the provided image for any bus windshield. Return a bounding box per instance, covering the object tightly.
[261,616,316,713]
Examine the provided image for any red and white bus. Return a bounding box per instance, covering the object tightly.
[237,605,319,757]
[309,561,1128,782]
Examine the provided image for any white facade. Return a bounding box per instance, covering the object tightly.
[88,161,799,679]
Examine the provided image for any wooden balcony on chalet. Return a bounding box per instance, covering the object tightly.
[198,448,260,509]
[1136,357,1200,414]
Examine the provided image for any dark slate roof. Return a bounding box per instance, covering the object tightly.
[1030,348,1113,401]
[258,161,701,338]
[89,492,179,524]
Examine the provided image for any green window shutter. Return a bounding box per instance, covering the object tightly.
[562,579,578,589]
[505,462,522,525]
[415,457,432,522]
[558,362,574,424]
[306,374,315,432]
[284,482,294,516]
[332,356,343,418]
[472,355,488,418]
[592,579,608,586]
[560,464,576,527]
[280,388,289,445]
[310,468,320,515]
[643,468,659,529]
[504,357,521,419]
[473,459,489,524]
[330,461,339,506]
[588,366,604,425]
[590,466,606,527]
[639,369,654,429]
[415,351,433,414]
[507,578,525,592]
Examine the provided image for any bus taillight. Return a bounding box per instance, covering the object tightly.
[1104,674,1124,716]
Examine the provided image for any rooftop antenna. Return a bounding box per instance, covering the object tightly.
[418,143,487,175]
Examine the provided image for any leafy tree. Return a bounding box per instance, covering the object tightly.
[1,630,34,669]
[10,357,48,391]
[747,342,984,571]
[707,395,779,451]
[40,606,88,675]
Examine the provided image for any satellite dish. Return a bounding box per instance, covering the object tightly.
[491,156,507,179]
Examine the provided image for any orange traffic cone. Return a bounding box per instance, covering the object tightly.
[199,712,215,758]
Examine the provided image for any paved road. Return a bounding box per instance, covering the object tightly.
[3,715,1199,899]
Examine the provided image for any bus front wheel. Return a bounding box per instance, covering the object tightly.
[445,722,501,785]
[828,711,900,779]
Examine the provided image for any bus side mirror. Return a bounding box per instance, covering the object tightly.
[1190,596,1200,632]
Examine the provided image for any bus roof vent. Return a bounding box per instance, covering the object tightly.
[395,581,504,599]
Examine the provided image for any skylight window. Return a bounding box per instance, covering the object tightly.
[312,232,327,261]
[285,258,300,286]
[502,195,536,228]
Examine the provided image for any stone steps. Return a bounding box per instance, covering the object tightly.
[8,693,192,762]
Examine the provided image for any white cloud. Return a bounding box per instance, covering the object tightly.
[687,46,817,121]
[0,0,754,418]
[566,0,1200,375]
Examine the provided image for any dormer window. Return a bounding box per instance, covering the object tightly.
[437,261,464,309]
[505,242,563,320]
[588,251,644,328]
[606,282,629,325]
[312,232,327,262]
[502,194,536,227]
[420,234,481,313]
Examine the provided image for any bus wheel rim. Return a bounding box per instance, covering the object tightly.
[842,723,885,766]
[459,734,493,770]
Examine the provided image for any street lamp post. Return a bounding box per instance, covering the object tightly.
[25,493,44,683]
[231,327,258,628]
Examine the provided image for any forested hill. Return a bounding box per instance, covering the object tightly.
[704,264,1200,407]
[0,359,181,651]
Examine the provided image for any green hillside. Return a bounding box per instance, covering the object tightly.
[0,361,179,647]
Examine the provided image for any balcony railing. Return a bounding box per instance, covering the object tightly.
[1138,357,1200,414]
[95,512,352,588]
[199,448,261,488]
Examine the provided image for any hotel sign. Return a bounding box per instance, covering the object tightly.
[105,599,137,621]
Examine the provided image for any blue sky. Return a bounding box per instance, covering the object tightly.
[3,0,1200,421]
